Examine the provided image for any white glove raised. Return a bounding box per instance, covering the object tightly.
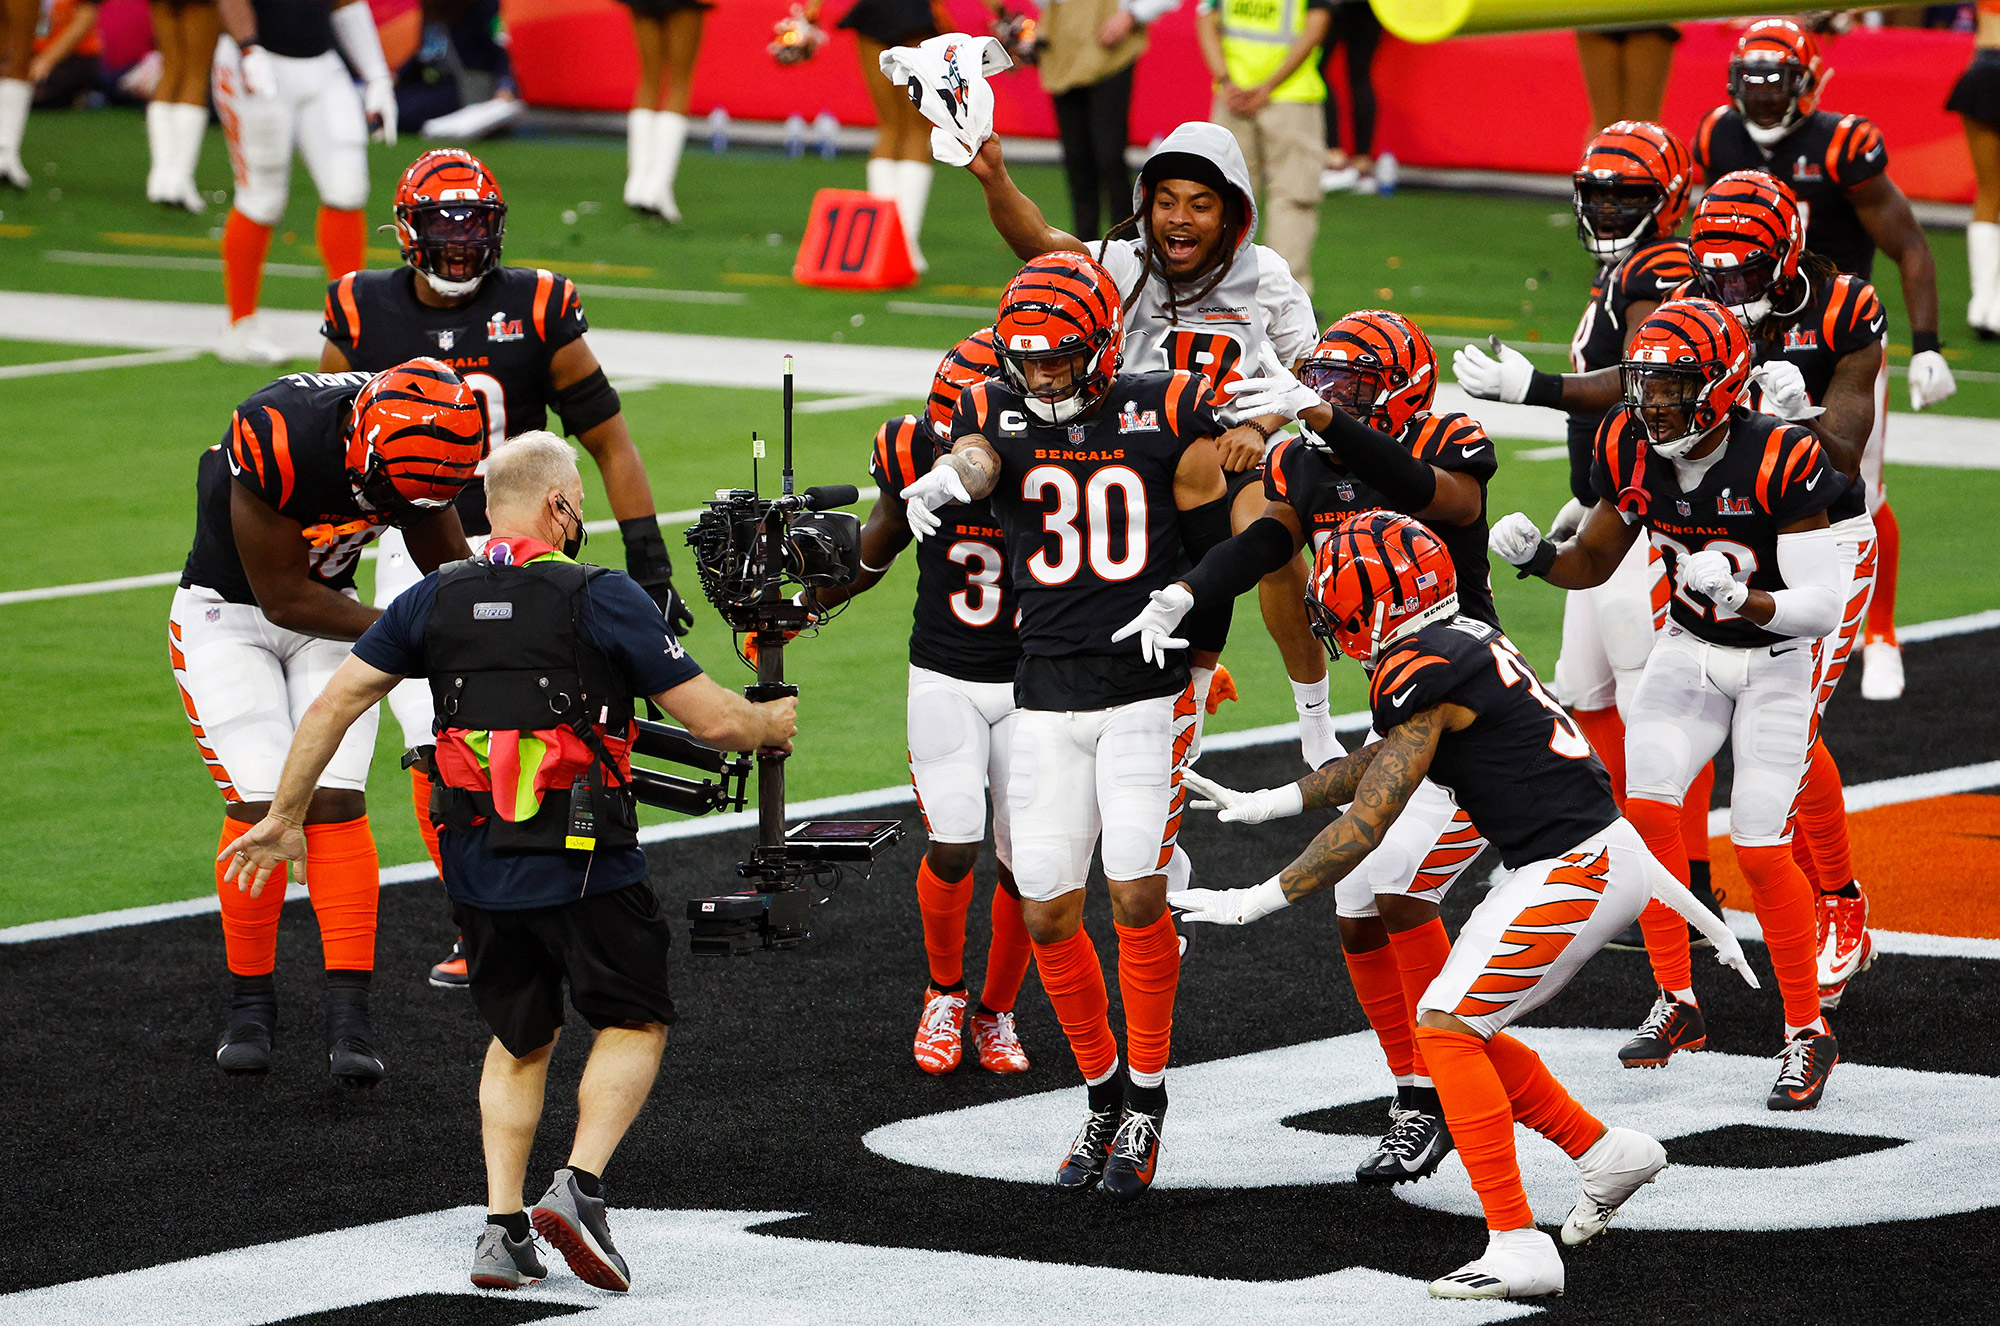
[1230,344,1323,421]
[899,465,972,541]
[1548,496,1588,542]
[363,77,398,145]
[1452,341,1535,404]
[1908,349,1957,411]
[1168,877,1290,926]
[238,44,279,99]
[1183,768,1305,825]
[1679,548,1748,612]
[1489,511,1545,567]
[1110,583,1194,666]
[1748,361,1823,421]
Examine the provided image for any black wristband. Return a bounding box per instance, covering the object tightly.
[1912,331,1942,355]
[1518,538,1558,579]
[1524,369,1565,410]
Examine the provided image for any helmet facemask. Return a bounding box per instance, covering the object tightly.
[1300,357,1397,436]
[1573,179,1666,263]
[998,336,1111,424]
[1622,362,1722,460]
[1730,57,1812,145]
[401,201,506,298]
[1695,250,1782,328]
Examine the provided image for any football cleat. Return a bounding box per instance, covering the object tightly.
[1561,1127,1668,1246]
[1859,640,1905,701]
[1618,991,1707,1068]
[912,986,968,1074]
[1056,1104,1122,1192]
[1817,885,1874,1011]
[970,1009,1030,1074]
[215,314,292,366]
[1429,1227,1565,1300]
[430,936,471,989]
[531,1169,631,1292]
[1356,1104,1454,1186]
[470,1222,546,1290]
[1101,1099,1168,1203]
[1768,1027,1838,1111]
[325,979,385,1088]
[216,989,277,1076]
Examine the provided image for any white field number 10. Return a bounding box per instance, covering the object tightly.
[1021,464,1148,585]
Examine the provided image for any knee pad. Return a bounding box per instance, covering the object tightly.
[1622,719,1692,806]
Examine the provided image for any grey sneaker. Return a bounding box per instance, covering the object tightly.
[470,1222,546,1290]
[531,1169,631,1291]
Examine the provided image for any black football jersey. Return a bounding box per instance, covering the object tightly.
[1695,106,1889,280]
[1590,405,1841,648]
[1566,239,1694,504]
[252,0,335,58]
[181,372,387,608]
[1368,616,1618,870]
[322,266,589,534]
[869,413,1021,684]
[948,369,1221,711]
[1263,412,1500,627]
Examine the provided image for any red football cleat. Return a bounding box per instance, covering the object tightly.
[971,1009,1030,1074]
[913,986,967,1074]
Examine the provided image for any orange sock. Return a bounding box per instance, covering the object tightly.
[915,857,974,988]
[1116,911,1180,1083]
[316,204,367,279]
[1681,762,1715,868]
[1343,943,1416,1078]
[216,815,287,976]
[1388,918,1453,1076]
[1572,706,1626,805]
[222,208,272,322]
[303,816,379,972]
[980,884,1033,1014]
[1486,1032,1602,1157]
[1031,926,1118,1082]
[1794,739,1853,892]
[409,767,443,876]
[1737,843,1823,1029]
[1865,500,1898,645]
[1416,1026,1534,1231]
[1627,796,1694,993]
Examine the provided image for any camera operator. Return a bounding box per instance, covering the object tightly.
[221,432,796,1295]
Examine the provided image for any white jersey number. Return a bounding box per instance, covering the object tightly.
[1489,638,1593,760]
[1652,533,1760,622]
[1021,464,1149,586]
[462,371,508,459]
[947,540,1005,627]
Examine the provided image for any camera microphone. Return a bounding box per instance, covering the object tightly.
[798,484,860,511]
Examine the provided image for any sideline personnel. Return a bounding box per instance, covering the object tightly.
[222,433,798,1295]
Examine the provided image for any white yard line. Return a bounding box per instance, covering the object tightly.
[0,346,201,379]
[42,249,327,279]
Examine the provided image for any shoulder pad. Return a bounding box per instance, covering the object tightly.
[870,414,933,494]
[1368,625,1486,728]
[1827,114,1887,183]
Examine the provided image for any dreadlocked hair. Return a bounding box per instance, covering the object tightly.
[1104,183,1249,324]
[1757,249,1841,346]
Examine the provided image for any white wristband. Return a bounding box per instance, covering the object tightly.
[1249,876,1291,917]
[1270,782,1306,819]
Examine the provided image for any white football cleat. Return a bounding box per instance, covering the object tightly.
[216,314,292,366]
[1430,1227,1565,1300]
[1859,641,1904,701]
[1562,1126,1667,1246]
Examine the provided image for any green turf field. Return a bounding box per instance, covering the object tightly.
[2,108,1997,928]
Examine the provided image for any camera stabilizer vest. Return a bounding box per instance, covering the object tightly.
[423,557,640,855]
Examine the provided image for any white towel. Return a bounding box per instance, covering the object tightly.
[878,33,1012,168]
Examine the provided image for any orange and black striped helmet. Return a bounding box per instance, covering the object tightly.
[345,358,489,515]
[1308,511,1458,667]
[1620,298,1752,459]
[1572,120,1693,262]
[1298,309,1437,438]
[928,327,1002,437]
[394,149,507,292]
[1729,18,1824,140]
[1690,170,1804,328]
[994,252,1123,424]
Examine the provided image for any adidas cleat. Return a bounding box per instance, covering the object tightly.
[1768,1028,1838,1112]
[1101,1099,1167,1204]
[1356,1105,1454,1186]
[531,1169,631,1292]
[470,1222,546,1290]
[1561,1126,1667,1246]
[1430,1227,1565,1300]
[1619,991,1706,1068]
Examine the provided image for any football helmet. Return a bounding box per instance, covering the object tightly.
[994,252,1123,424]
[1690,170,1806,328]
[1308,510,1459,668]
[928,326,1003,437]
[1572,120,1694,263]
[1729,18,1824,147]
[1620,298,1753,460]
[1298,309,1436,438]
[346,358,489,517]
[393,149,507,298]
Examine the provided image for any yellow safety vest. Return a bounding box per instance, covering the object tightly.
[1215,0,1326,104]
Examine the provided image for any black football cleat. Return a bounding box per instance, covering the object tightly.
[1768,1028,1839,1111]
[1056,1105,1122,1192]
[325,971,385,1088]
[1101,1095,1167,1204]
[1619,991,1707,1068]
[1356,1104,1454,1186]
[216,977,277,1075]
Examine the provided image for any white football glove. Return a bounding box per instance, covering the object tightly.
[1452,341,1535,404]
[363,76,399,145]
[1229,344,1323,421]
[1747,361,1823,421]
[238,44,279,99]
[1182,768,1305,825]
[899,465,972,541]
[1679,548,1748,612]
[1489,511,1545,567]
[1908,349,1957,411]
[1168,877,1290,926]
[1110,583,1194,666]
[1548,496,1589,542]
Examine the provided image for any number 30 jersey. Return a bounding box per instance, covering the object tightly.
[1370,616,1619,869]
[869,413,1021,684]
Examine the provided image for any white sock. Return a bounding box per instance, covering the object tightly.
[895,157,933,273]
[171,102,209,204]
[1669,987,1696,1005]
[1969,221,2000,330]
[1785,1017,1827,1040]
[1128,1067,1165,1089]
[145,100,170,199]
[1084,1056,1121,1088]
[1411,1073,1433,1089]
[864,155,896,197]
[624,108,656,207]
[0,79,31,166]
[1291,676,1330,715]
[653,111,687,222]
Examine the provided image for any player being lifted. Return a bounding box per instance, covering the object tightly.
[806,330,1036,1077]
[173,359,485,1083]
[1172,511,1752,1302]
[899,253,1235,1200]
[1488,298,1851,1108]
[1116,308,1497,1186]
[320,148,692,990]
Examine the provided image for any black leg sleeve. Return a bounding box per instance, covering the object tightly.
[1311,410,1437,513]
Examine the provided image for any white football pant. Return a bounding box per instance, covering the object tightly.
[1553,533,1663,717]
[1334,773,1489,919]
[908,664,1018,868]
[212,36,368,225]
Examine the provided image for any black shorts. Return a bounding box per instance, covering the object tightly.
[454,884,677,1058]
[838,0,937,47]
[612,0,710,18]
[1948,50,2000,128]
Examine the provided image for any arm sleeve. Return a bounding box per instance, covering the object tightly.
[350,576,434,677]
[1308,402,1437,512]
[1183,516,1296,605]
[1256,249,1323,367]
[1828,115,1889,189]
[1766,525,1849,639]
[1176,495,1236,653]
[584,570,705,697]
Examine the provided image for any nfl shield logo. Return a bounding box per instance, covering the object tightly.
[1067,424,1087,444]
[434,329,456,351]
[1676,500,1691,516]
[1336,482,1355,502]
[205,607,221,622]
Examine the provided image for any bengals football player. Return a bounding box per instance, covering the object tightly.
[174,360,484,1084]
[1173,511,1753,1302]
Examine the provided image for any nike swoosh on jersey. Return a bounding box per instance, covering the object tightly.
[226,451,241,476]
[1806,472,1822,490]
[1392,688,1416,707]
[1461,445,1484,457]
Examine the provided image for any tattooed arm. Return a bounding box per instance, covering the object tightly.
[1297,740,1384,811]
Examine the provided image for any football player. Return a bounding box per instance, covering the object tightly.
[212,0,397,366]
[173,359,486,1083]
[319,148,692,989]
[963,121,1334,766]
[806,329,1036,1076]
[1489,298,1850,1109]
[1170,511,1753,1302]
[1117,308,1498,1186]
[1695,16,1953,699]
[899,253,1235,1201]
